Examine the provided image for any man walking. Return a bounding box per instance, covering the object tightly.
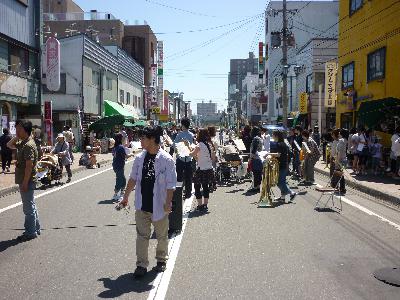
[63,126,75,164]
[0,128,12,173]
[7,120,40,241]
[174,118,194,198]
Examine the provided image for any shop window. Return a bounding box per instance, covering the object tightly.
[306,74,313,93]
[342,62,354,89]
[8,44,28,74]
[120,89,124,103]
[126,92,130,105]
[367,47,385,82]
[106,77,112,90]
[91,70,100,86]
[314,72,325,92]
[350,0,363,15]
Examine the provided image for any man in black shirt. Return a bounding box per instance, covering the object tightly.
[140,153,156,213]
[0,128,12,173]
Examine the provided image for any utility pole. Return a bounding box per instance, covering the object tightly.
[282,0,288,127]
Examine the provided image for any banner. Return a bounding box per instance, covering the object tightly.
[325,62,337,107]
[46,37,61,91]
[299,93,308,114]
[157,41,164,107]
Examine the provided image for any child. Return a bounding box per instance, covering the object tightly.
[370,137,383,175]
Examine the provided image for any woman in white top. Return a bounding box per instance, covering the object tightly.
[185,128,216,212]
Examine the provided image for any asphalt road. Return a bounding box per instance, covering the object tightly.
[0,162,399,299]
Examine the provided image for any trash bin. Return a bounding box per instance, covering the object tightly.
[169,182,183,233]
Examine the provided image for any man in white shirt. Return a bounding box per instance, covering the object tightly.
[261,127,270,152]
[390,127,400,176]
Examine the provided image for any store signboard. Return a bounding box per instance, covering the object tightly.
[325,62,337,108]
[157,41,164,107]
[9,121,16,135]
[299,93,308,114]
[151,64,157,88]
[46,37,61,91]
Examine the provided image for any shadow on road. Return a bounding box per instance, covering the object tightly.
[0,237,25,252]
[98,270,158,298]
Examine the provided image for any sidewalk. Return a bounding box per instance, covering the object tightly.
[0,153,114,197]
[314,160,400,206]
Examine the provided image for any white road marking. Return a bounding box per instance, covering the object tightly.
[315,183,400,231]
[148,194,195,300]
[0,166,114,214]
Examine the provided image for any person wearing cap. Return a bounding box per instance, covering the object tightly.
[120,126,177,278]
[51,133,72,183]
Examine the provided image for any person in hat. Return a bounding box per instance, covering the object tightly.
[51,133,72,183]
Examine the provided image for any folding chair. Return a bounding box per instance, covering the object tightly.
[315,171,343,212]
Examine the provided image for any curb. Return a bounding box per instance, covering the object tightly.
[0,158,113,198]
[314,167,400,207]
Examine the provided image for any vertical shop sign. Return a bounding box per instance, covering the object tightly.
[325,62,337,107]
[46,37,61,91]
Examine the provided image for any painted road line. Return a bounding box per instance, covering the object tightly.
[148,194,195,300]
[0,166,114,214]
[315,183,400,232]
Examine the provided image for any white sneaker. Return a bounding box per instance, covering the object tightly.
[112,193,120,201]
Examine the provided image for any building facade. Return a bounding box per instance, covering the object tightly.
[43,34,144,147]
[265,0,339,122]
[0,0,41,132]
[336,0,400,134]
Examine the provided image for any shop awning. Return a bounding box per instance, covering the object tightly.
[133,120,147,127]
[104,100,133,118]
[121,103,140,119]
[89,115,126,132]
[123,121,135,128]
[357,98,400,127]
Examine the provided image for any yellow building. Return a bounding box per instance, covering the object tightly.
[336,0,400,134]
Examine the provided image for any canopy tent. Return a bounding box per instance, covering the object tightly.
[357,98,400,128]
[132,120,147,127]
[88,115,126,132]
[123,121,135,128]
[104,100,134,118]
[121,103,140,120]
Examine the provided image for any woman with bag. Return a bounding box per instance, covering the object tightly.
[185,128,216,212]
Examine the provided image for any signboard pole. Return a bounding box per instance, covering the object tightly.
[318,84,322,134]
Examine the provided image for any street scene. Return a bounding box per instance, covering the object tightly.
[1,0,400,299]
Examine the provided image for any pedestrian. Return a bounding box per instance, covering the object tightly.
[51,133,72,183]
[248,126,263,192]
[321,128,332,162]
[301,130,321,185]
[292,125,303,178]
[390,126,400,178]
[112,133,127,202]
[207,126,218,191]
[356,127,368,175]
[312,126,321,147]
[6,120,40,241]
[219,128,225,146]
[120,127,128,147]
[168,124,178,156]
[174,118,195,199]
[271,130,297,203]
[241,125,252,153]
[330,129,347,194]
[261,127,271,152]
[63,126,75,164]
[0,128,12,173]
[370,136,383,175]
[120,126,177,278]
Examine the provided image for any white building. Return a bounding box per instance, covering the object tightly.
[241,73,259,122]
[43,34,144,147]
[265,0,339,122]
[197,100,219,124]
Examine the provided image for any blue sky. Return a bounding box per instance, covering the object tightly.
[74,0,322,113]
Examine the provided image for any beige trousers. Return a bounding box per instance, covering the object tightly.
[135,210,169,268]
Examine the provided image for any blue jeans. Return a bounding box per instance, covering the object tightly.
[277,168,293,196]
[20,181,41,237]
[292,152,301,176]
[114,167,126,193]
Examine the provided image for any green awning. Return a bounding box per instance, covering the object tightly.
[123,121,135,127]
[89,115,126,132]
[104,100,134,118]
[357,98,400,127]
[133,120,147,127]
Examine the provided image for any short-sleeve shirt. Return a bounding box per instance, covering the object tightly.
[276,142,288,170]
[15,137,38,184]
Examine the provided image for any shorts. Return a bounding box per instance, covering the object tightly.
[193,169,214,185]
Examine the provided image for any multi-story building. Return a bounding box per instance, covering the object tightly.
[228,52,258,105]
[295,38,338,132]
[0,0,41,131]
[265,0,339,122]
[197,100,220,124]
[242,73,259,122]
[43,34,144,147]
[336,0,400,136]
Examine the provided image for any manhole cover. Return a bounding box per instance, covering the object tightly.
[373,267,400,287]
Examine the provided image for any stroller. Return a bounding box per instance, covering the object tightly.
[216,144,245,184]
[36,154,63,186]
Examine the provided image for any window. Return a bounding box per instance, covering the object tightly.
[342,62,354,89]
[314,72,325,92]
[120,89,124,103]
[91,70,100,85]
[306,74,313,93]
[9,44,28,73]
[126,92,130,105]
[350,0,363,15]
[134,95,138,107]
[106,77,112,90]
[367,47,385,82]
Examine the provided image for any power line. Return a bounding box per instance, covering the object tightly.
[143,0,218,18]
